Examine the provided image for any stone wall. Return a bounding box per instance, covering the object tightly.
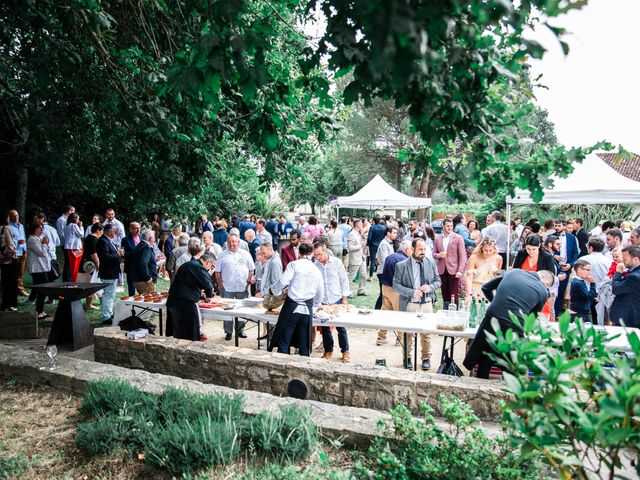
[0,311,38,339]
[95,328,510,420]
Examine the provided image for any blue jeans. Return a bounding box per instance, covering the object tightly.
[101,279,118,322]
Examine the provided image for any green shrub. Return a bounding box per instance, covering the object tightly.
[487,313,640,480]
[146,415,242,474]
[76,381,319,476]
[80,379,156,417]
[245,405,318,461]
[76,414,127,455]
[156,387,244,424]
[353,395,548,480]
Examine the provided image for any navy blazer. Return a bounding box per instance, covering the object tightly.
[610,266,640,328]
[367,223,386,249]
[121,235,138,273]
[131,241,157,283]
[96,235,122,280]
[564,233,580,266]
[575,228,589,257]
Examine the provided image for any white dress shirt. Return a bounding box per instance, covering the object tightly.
[481,221,509,253]
[56,214,68,244]
[256,229,273,246]
[64,223,84,250]
[581,251,613,291]
[104,218,126,247]
[375,238,394,274]
[314,256,351,304]
[43,223,60,260]
[215,249,255,293]
[442,232,452,252]
[271,257,324,307]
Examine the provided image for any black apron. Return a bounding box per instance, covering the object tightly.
[267,295,314,353]
[166,297,199,341]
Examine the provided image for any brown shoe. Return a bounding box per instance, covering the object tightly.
[321,352,333,360]
[341,352,351,363]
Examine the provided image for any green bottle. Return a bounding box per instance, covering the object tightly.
[469,295,478,328]
[478,297,487,321]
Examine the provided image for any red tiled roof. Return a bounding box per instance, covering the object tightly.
[597,152,640,182]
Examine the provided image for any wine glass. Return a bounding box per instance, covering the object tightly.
[45,345,58,371]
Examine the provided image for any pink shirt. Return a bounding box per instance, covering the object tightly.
[133,235,140,245]
[304,224,325,239]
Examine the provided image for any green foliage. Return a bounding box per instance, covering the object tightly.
[486,313,640,479]
[76,380,318,476]
[353,395,548,480]
[0,453,30,479]
[245,405,319,462]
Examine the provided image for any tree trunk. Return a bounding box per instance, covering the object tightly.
[412,170,433,222]
[16,163,28,217]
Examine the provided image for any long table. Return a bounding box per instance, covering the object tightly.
[114,298,638,372]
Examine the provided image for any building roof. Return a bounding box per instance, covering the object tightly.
[597,152,640,183]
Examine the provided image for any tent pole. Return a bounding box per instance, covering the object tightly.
[506,203,512,270]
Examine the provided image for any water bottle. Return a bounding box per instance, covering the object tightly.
[469,295,478,328]
[478,297,487,320]
[448,294,457,312]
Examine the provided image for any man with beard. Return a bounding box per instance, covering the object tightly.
[393,238,441,370]
[553,219,580,317]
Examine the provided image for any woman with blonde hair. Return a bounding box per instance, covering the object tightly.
[465,237,503,298]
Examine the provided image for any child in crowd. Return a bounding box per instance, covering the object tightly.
[569,259,597,323]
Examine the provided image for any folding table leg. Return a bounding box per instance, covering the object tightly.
[234,317,239,347]
[414,333,418,372]
[403,332,408,369]
[159,308,163,336]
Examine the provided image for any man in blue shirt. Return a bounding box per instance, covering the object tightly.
[337,216,352,268]
[265,214,278,248]
[376,239,412,346]
[8,210,27,296]
[238,215,256,241]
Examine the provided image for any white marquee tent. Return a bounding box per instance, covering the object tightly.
[505,152,640,264]
[507,153,640,205]
[331,175,432,213]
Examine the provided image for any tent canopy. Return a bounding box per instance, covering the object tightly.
[507,153,640,205]
[332,174,432,209]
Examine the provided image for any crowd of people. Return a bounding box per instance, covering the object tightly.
[1,206,639,378]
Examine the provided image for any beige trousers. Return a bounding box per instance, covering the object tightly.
[377,285,399,339]
[404,302,433,360]
[348,261,367,294]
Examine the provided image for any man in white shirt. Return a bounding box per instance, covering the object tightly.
[347,220,367,295]
[313,241,351,363]
[256,219,273,246]
[481,211,509,265]
[56,205,74,245]
[374,227,397,310]
[267,242,324,356]
[215,234,255,340]
[581,236,614,324]
[103,208,126,248]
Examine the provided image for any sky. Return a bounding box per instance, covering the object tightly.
[527,0,640,153]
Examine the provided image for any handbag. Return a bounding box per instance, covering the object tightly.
[0,226,17,265]
[49,259,61,280]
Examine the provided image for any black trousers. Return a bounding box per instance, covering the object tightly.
[1,262,18,309]
[31,271,49,314]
